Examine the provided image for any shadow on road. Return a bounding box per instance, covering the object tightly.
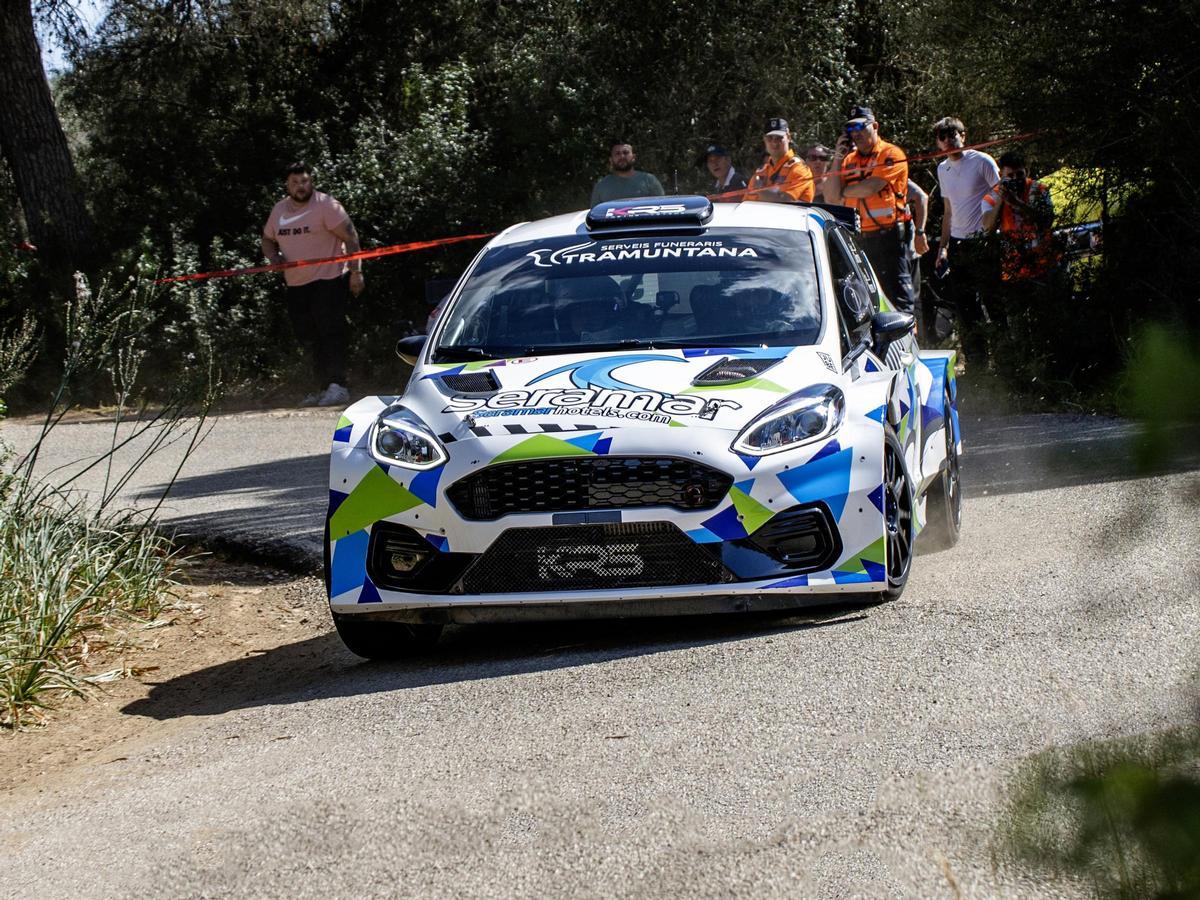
[960,415,1199,498]
[121,607,866,721]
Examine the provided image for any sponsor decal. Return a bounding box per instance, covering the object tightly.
[537,543,643,579]
[604,203,689,219]
[443,389,733,423]
[441,354,741,422]
[526,238,760,268]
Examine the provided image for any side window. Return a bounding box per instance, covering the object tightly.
[828,230,873,348]
[841,232,881,301]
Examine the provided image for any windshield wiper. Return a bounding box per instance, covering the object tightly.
[433,345,510,362]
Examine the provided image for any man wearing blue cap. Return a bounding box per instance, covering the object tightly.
[701,144,747,195]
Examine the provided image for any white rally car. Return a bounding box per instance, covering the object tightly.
[325,197,961,658]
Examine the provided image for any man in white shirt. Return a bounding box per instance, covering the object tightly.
[933,116,999,364]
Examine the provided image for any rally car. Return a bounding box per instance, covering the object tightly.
[325,196,961,658]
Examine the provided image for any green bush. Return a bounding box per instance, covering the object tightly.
[995,727,1200,899]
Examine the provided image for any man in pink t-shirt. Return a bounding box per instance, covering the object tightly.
[262,162,364,406]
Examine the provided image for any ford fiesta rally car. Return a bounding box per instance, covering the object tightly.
[325,196,961,658]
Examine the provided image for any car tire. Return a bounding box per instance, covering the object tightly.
[332,613,443,660]
[881,423,915,602]
[920,386,962,552]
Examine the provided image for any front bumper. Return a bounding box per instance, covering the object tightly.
[328,408,893,615]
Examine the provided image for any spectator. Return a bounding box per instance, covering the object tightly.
[591,140,665,206]
[981,150,1057,281]
[826,105,914,310]
[907,178,930,313]
[804,144,834,202]
[933,115,1000,363]
[700,144,747,195]
[746,118,814,203]
[261,162,362,407]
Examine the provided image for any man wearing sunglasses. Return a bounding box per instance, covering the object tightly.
[804,144,833,201]
[826,105,914,311]
[934,116,1000,363]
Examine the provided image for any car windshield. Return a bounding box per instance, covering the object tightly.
[432,227,821,360]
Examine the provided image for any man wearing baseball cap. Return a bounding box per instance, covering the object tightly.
[826,105,914,310]
[745,118,814,203]
[700,144,747,195]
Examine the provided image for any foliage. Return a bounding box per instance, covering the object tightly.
[994,726,1200,898]
[0,477,182,727]
[1122,324,1200,470]
[0,273,216,727]
[0,0,1193,405]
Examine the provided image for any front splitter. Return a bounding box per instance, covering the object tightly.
[335,589,880,624]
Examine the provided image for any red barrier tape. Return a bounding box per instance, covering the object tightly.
[159,132,1039,283]
[155,231,496,284]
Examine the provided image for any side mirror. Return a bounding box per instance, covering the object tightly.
[871,311,915,359]
[395,334,427,366]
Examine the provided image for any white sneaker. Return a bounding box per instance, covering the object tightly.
[317,383,351,406]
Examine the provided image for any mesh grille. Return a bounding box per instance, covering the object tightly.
[461,522,733,593]
[447,457,733,520]
[747,505,840,571]
[692,356,780,385]
[441,371,499,392]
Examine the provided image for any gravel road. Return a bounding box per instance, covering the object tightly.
[1,404,1197,897]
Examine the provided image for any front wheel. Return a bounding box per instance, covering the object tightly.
[332,614,442,660]
[881,424,915,602]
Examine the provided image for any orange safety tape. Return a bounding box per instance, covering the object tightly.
[155,232,496,284]
[160,131,1040,283]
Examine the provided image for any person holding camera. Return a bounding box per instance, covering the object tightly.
[981,150,1057,281]
[825,105,914,311]
[933,115,1000,364]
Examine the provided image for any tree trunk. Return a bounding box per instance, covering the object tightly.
[0,0,98,276]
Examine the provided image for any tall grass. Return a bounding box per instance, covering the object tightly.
[0,271,217,727]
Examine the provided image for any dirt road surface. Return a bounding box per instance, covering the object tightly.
[1,404,1197,897]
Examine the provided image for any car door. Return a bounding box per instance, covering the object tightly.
[831,227,923,466]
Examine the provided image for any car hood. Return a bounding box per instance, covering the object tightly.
[401,347,845,437]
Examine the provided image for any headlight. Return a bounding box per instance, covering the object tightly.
[732,384,845,456]
[369,412,447,470]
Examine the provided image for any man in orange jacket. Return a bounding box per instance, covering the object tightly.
[745,117,814,203]
[825,105,915,310]
[981,151,1058,281]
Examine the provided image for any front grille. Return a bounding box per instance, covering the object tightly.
[746,505,840,571]
[446,456,733,520]
[461,522,734,594]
